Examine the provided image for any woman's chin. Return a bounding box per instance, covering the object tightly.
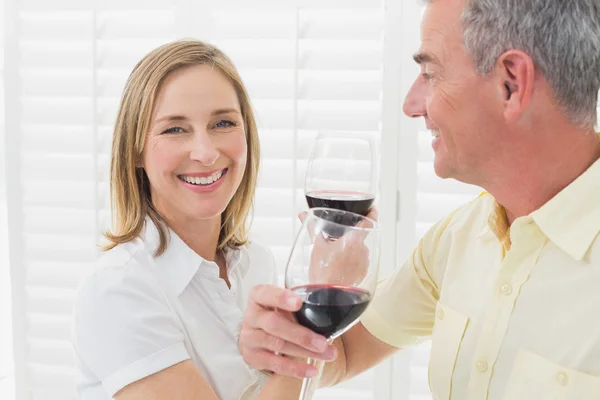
[185,204,227,221]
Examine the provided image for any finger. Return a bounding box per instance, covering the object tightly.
[252,308,330,353]
[356,213,376,230]
[348,212,378,243]
[240,329,337,361]
[298,211,308,223]
[249,285,302,312]
[248,350,320,379]
[367,206,378,221]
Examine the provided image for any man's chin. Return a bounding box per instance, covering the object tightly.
[433,159,453,180]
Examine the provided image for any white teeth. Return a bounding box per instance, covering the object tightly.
[180,170,224,186]
[431,131,440,138]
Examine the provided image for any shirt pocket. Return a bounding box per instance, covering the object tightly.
[503,350,600,400]
[428,301,470,400]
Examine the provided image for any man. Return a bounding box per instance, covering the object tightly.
[239,0,600,398]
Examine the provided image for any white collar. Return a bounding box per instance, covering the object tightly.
[141,218,246,296]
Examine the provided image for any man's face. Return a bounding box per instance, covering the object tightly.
[403,0,505,184]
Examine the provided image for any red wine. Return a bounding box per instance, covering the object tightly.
[292,285,372,338]
[306,191,375,238]
[306,190,375,216]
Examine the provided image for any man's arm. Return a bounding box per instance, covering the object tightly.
[321,322,399,387]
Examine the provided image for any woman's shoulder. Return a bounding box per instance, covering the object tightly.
[75,238,163,315]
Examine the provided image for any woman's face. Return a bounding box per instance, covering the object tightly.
[142,64,247,224]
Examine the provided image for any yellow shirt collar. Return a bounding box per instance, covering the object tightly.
[531,153,600,261]
[483,133,600,259]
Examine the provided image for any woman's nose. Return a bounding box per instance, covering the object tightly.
[189,131,219,166]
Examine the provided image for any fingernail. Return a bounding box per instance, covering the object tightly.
[286,296,300,309]
[305,368,318,378]
[311,337,327,352]
[324,346,337,361]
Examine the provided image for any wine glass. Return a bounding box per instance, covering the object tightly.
[305,132,378,217]
[285,207,380,400]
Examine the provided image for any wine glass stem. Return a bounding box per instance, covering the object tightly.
[298,357,325,400]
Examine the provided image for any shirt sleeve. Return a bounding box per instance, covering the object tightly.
[361,205,467,348]
[72,263,190,397]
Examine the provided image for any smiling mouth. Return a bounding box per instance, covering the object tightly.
[177,168,227,186]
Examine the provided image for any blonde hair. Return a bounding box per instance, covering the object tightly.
[103,40,260,256]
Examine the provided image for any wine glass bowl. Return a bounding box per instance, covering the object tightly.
[305,132,378,217]
[285,207,380,340]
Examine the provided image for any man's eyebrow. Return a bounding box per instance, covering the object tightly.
[413,51,441,66]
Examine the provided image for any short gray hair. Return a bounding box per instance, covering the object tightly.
[427,0,600,128]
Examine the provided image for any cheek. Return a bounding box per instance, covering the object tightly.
[143,140,180,178]
[226,133,248,168]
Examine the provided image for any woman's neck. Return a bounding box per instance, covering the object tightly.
[159,209,222,262]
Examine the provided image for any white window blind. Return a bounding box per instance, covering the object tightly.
[0,1,16,399]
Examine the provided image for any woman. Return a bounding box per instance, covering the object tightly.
[72,40,306,399]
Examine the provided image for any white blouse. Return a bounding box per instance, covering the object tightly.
[71,220,278,400]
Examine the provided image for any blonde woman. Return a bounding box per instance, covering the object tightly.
[71,40,307,400]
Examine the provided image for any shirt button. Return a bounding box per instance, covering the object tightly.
[500,284,513,296]
[557,372,569,386]
[476,361,488,373]
[437,307,445,320]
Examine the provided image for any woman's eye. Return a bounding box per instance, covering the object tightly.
[162,126,184,134]
[214,120,237,129]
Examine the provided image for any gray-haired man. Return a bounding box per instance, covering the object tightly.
[239,0,600,398]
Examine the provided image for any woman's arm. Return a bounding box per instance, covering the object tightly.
[257,375,302,400]
[114,360,218,399]
[114,360,301,400]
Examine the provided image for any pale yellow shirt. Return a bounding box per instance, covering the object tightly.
[362,139,600,399]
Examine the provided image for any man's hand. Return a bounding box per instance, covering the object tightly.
[238,285,338,378]
[302,207,377,286]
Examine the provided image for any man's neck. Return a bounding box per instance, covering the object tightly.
[482,128,600,225]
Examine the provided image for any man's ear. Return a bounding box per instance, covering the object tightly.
[495,50,536,123]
